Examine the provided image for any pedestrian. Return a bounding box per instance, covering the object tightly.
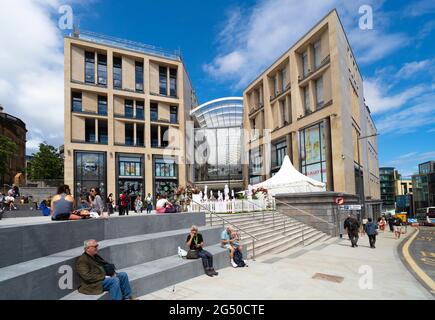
[393,216,403,239]
[361,217,368,236]
[344,214,360,248]
[146,193,153,214]
[135,195,143,213]
[107,193,115,215]
[365,218,378,248]
[387,215,395,232]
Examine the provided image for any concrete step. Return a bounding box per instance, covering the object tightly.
[61,244,235,300]
[251,228,322,257]
[206,212,280,225]
[270,230,329,255]
[0,225,223,300]
[0,213,206,268]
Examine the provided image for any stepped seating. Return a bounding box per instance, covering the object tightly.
[0,213,240,300]
[206,211,332,258]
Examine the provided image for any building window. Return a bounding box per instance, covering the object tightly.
[280,100,286,126]
[282,68,288,91]
[155,158,177,178]
[273,74,278,95]
[74,152,106,203]
[303,86,310,114]
[299,122,327,183]
[135,61,144,92]
[113,57,122,89]
[159,66,167,95]
[118,156,142,177]
[85,52,95,84]
[315,77,324,109]
[136,124,144,146]
[98,96,107,116]
[97,54,107,85]
[160,126,169,147]
[150,103,158,121]
[170,106,178,123]
[169,68,177,97]
[314,40,321,69]
[125,123,134,146]
[275,141,287,167]
[302,50,308,77]
[98,120,108,144]
[136,101,144,119]
[125,100,133,118]
[85,118,95,143]
[72,92,82,112]
[117,154,144,206]
[151,125,158,147]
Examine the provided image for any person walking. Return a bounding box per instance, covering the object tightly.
[106,193,115,215]
[365,218,378,248]
[344,214,360,248]
[146,193,153,214]
[135,195,143,213]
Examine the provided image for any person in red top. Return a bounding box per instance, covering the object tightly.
[119,191,128,216]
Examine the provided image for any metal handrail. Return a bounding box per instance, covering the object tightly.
[274,198,338,243]
[191,200,259,260]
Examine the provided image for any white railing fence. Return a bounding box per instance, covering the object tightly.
[187,198,275,213]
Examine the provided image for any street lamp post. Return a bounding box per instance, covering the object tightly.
[357,133,379,222]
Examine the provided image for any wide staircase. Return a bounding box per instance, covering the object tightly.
[206,211,332,259]
[0,213,243,300]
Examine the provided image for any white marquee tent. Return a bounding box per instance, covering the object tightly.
[252,155,326,195]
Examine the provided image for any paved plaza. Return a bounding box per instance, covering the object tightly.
[140,228,434,300]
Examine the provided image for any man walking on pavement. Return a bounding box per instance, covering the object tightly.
[344,214,360,248]
[365,217,378,248]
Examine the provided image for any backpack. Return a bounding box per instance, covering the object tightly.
[233,249,245,267]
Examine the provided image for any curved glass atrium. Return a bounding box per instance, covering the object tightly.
[190,97,244,183]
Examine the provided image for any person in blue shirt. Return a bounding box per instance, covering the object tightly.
[364,218,378,248]
[221,226,239,268]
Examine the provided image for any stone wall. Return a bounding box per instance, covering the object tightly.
[275,192,360,237]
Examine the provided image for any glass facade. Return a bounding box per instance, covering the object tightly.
[299,122,327,183]
[98,96,107,115]
[72,92,82,112]
[191,97,244,184]
[113,57,122,89]
[159,66,167,95]
[135,61,144,92]
[74,151,106,202]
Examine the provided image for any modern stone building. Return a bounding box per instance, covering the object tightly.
[63,31,197,205]
[0,105,27,190]
[412,161,435,210]
[242,9,381,217]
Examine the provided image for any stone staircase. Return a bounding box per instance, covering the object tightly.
[0,213,243,300]
[206,211,332,258]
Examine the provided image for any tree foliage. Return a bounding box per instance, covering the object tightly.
[29,143,64,180]
[0,136,18,176]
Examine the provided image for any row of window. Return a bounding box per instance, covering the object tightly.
[81,118,172,148]
[83,52,177,97]
[303,76,324,114]
[72,92,178,123]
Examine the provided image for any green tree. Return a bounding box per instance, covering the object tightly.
[0,136,18,178]
[29,143,64,180]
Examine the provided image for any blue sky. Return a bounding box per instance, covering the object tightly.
[0,0,434,177]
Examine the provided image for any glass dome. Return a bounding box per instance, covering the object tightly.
[190,97,243,128]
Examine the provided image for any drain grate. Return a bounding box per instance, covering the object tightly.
[312,273,344,283]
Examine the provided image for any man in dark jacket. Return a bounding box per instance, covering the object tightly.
[364,218,378,248]
[76,239,133,300]
[344,214,360,248]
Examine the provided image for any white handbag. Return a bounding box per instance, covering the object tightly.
[178,246,187,258]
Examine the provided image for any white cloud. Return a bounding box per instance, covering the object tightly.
[404,0,435,17]
[375,93,435,134]
[204,0,410,89]
[364,80,427,114]
[395,59,432,79]
[0,0,91,155]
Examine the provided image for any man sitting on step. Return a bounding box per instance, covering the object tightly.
[221,226,247,268]
[76,239,134,300]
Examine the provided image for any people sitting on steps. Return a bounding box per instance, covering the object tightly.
[221,226,247,267]
[50,185,82,221]
[76,239,135,300]
[156,195,176,214]
[343,214,360,248]
[186,225,218,277]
